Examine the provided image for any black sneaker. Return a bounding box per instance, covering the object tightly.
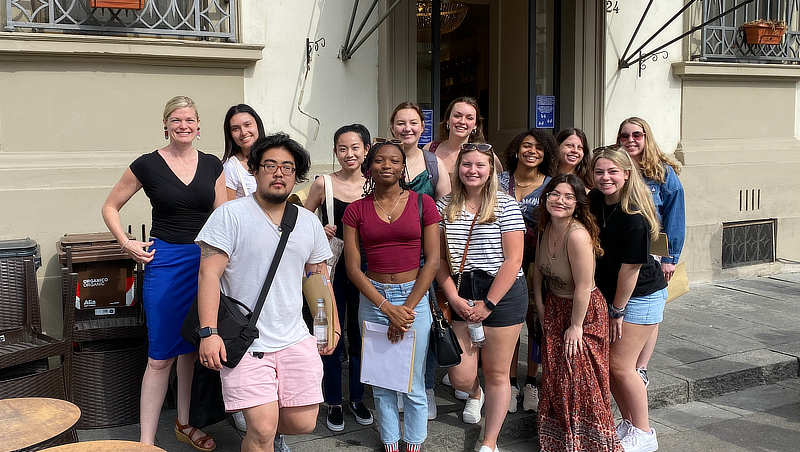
[349,401,374,426]
[326,405,345,432]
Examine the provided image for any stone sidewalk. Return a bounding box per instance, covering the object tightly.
[78,270,800,451]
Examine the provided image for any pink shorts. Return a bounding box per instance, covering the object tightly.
[220,336,324,411]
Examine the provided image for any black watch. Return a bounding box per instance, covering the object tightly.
[198,327,218,338]
[483,298,496,311]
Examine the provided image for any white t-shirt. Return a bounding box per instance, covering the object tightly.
[437,191,526,278]
[196,196,333,353]
[223,157,258,199]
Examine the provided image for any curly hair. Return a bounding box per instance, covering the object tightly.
[504,128,558,176]
[555,128,592,188]
[361,141,410,196]
[617,117,681,184]
[435,96,486,143]
[591,145,660,240]
[536,173,603,257]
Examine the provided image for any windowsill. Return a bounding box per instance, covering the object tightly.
[0,32,263,69]
[673,61,800,81]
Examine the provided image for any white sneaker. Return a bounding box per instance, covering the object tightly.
[521,384,539,412]
[232,411,247,432]
[616,418,634,441]
[478,446,499,452]
[462,387,484,424]
[442,373,452,386]
[620,427,658,452]
[508,385,520,413]
[426,388,437,420]
[455,389,469,400]
[397,392,404,413]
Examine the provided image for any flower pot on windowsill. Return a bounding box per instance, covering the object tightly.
[742,23,786,45]
[90,0,145,10]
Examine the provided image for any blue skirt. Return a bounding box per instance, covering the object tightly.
[143,238,200,359]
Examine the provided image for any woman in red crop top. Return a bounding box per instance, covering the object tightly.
[342,139,441,452]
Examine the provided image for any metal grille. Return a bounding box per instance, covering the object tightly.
[4,0,236,42]
[722,219,776,268]
[698,0,800,63]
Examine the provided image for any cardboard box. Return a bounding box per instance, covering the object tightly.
[74,260,135,310]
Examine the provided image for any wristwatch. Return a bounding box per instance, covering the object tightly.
[198,327,218,338]
[483,298,496,311]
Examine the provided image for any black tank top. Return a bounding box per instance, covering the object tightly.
[321,197,350,241]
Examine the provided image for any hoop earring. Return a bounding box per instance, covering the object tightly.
[446,124,449,130]
[471,129,476,135]
[164,127,168,140]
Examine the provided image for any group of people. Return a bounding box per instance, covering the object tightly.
[101,95,684,452]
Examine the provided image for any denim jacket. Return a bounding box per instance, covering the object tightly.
[645,164,685,264]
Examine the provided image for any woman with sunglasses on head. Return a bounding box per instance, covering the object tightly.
[497,128,558,414]
[423,96,503,177]
[304,124,372,433]
[390,102,451,200]
[590,146,666,452]
[342,139,441,452]
[436,143,527,452]
[222,104,266,202]
[555,128,592,188]
[532,174,622,452]
[617,117,685,389]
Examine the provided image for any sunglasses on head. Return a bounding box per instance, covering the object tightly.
[618,131,645,140]
[373,137,403,146]
[460,143,493,153]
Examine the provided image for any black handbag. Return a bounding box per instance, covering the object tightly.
[181,202,298,368]
[418,194,463,367]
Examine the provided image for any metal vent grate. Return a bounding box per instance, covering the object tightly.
[739,189,761,211]
[722,219,776,268]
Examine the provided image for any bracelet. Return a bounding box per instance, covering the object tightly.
[335,331,341,336]
[120,239,132,250]
[608,303,627,319]
[377,299,388,310]
[483,298,496,311]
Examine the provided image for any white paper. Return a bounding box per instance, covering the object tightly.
[360,321,416,393]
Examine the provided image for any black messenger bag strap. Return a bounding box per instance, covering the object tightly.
[241,202,299,339]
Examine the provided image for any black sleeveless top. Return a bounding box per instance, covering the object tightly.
[130,150,223,244]
[321,197,350,241]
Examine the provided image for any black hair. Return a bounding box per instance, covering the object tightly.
[223,104,267,161]
[333,124,371,149]
[248,133,311,183]
[504,128,558,176]
[555,127,592,187]
[361,142,410,196]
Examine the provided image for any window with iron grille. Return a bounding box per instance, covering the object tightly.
[721,219,776,268]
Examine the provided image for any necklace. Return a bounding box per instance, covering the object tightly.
[375,189,404,221]
[514,170,541,188]
[259,204,282,233]
[602,203,619,228]
[550,219,573,250]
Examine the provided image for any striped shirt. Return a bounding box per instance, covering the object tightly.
[437,192,526,277]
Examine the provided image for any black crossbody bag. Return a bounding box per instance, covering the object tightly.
[182,202,298,368]
[419,194,463,367]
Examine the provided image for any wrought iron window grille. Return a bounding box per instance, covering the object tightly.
[5,0,237,42]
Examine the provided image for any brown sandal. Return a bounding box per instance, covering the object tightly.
[175,418,216,452]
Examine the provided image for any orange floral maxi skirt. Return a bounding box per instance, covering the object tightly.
[537,288,622,452]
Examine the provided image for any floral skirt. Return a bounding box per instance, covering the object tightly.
[537,288,622,452]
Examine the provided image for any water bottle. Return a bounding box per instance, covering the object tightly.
[466,300,485,347]
[314,298,328,351]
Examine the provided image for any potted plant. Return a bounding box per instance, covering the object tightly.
[89,0,145,10]
[741,19,787,45]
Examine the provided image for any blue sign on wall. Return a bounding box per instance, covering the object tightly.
[536,95,555,129]
[419,109,434,146]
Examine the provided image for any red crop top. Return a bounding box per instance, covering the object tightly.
[342,191,441,274]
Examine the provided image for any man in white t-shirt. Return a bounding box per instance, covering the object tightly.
[196,133,339,452]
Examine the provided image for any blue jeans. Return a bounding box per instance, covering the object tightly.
[321,261,364,405]
[359,279,432,446]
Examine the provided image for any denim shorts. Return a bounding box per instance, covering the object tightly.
[624,288,668,325]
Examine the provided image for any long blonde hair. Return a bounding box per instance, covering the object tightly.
[591,145,660,240]
[443,147,498,224]
[617,117,680,183]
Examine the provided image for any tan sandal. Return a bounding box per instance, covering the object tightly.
[175,418,216,452]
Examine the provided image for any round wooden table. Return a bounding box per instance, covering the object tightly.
[40,440,166,452]
[0,397,80,451]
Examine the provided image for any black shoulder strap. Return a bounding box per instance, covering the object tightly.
[246,203,298,333]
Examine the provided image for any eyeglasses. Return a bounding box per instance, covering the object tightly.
[546,191,577,205]
[373,137,403,146]
[461,143,493,153]
[618,131,645,141]
[259,163,296,176]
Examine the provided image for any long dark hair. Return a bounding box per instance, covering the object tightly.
[536,173,603,257]
[504,128,558,176]
[361,142,410,196]
[555,128,592,187]
[223,104,266,161]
